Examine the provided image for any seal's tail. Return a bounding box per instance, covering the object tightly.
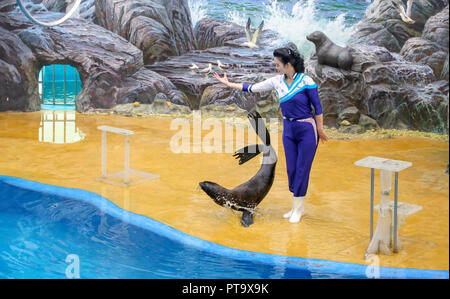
[248,111,271,146]
[233,111,272,165]
[233,144,264,165]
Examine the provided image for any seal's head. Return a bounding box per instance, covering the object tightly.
[306,31,327,47]
[199,181,228,204]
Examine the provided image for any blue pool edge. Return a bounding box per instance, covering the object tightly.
[0,175,448,279]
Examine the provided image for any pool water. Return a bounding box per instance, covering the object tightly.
[0,179,312,279]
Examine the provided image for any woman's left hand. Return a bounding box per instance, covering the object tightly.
[318,128,329,143]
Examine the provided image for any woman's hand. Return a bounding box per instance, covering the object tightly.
[213,73,243,91]
[214,72,229,86]
[318,128,329,144]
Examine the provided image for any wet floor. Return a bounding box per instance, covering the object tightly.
[0,111,448,271]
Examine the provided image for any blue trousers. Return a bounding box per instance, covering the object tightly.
[282,118,319,197]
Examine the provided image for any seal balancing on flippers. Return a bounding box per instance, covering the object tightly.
[306,31,353,77]
[199,111,277,227]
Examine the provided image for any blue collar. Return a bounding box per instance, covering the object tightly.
[283,73,298,89]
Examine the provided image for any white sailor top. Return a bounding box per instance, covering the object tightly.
[242,73,323,120]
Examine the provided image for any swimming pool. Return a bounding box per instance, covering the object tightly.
[0,175,447,279]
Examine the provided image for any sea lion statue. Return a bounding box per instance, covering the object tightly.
[306,31,353,77]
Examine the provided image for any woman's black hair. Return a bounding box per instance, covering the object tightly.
[273,47,305,74]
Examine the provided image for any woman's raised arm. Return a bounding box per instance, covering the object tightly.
[214,73,276,93]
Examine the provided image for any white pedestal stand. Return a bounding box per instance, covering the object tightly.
[355,156,419,258]
[95,126,159,188]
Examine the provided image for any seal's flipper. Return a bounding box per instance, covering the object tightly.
[241,210,254,227]
[233,144,264,165]
[248,111,271,146]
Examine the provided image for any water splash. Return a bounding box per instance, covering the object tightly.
[262,0,355,57]
[188,0,365,57]
[222,0,356,58]
[189,0,208,27]
[226,8,249,26]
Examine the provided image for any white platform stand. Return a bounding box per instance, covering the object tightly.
[95,126,159,188]
[372,200,422,253]
[355,156,420,258]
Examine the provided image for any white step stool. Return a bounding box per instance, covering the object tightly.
[95,125,159,188]
[355,156,419,257]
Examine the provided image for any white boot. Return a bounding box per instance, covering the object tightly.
[289,196,305,223]
[283,196,295,218]
[283,207,293,218]
[283,209,293,218]
[283,196,305,219]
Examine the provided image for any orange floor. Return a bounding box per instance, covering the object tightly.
[0,110,448,271]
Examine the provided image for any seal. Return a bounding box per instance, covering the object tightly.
[199,111,277,227]
[306,31,353,76]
